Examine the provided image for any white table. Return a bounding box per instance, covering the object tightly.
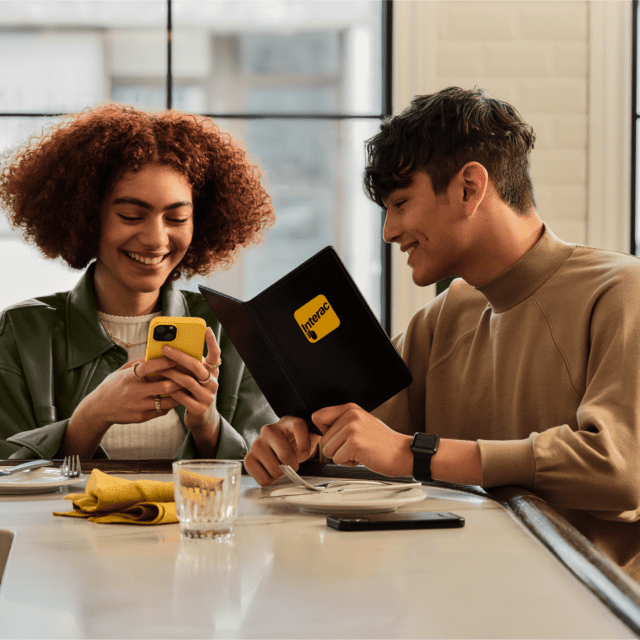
[0,473,638,638]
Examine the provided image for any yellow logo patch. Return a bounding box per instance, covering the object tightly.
[294,295,340,343]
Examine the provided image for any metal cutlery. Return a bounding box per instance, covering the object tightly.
[277,464,421,497]
[60,455,82,478]
[280,464,324,490]
[0,459,53,477]
[325,482,421,495]
[272,484,422,498]
[317,480,408,489]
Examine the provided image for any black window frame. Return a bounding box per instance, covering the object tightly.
[0,0,394,333]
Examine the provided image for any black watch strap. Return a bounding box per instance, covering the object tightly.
[411,433,440,482]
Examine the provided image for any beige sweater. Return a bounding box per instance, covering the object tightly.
[373,226,640,581]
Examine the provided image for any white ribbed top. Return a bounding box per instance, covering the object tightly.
[98,312,186,459]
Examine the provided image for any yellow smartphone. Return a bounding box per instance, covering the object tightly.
[145,317,207,389]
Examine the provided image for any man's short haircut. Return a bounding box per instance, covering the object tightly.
[363,86,537,214]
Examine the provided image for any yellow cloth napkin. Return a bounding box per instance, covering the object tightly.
[53,468,178,525]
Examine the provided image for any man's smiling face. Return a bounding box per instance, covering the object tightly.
[383,170,469,287]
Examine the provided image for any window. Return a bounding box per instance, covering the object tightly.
[0,0,391,328]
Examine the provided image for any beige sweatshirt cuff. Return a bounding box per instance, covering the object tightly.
[477,438,536,490]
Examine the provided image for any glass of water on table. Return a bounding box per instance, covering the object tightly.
[173,460,242,539]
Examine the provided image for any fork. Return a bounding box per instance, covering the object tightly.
[60,455,82,478]
[280,464,323,490]
[279,464,418,493]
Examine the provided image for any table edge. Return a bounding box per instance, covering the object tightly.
[3,458,639,634]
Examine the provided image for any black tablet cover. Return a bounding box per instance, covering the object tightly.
[198,247,412,434]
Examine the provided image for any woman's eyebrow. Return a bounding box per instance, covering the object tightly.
[112,196,193,210]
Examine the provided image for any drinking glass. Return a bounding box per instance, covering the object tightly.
[173,460,242,539]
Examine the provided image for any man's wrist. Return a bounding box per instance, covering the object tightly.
[400,435,414,476]
[411,433,440,482]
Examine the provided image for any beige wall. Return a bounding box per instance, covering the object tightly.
[391,0,632,336]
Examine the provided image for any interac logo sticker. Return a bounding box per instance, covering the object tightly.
[294,294,340,343]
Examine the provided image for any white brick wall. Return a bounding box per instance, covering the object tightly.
[435,0,589,245]
[391,0,605,334]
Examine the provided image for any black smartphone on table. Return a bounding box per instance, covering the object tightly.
[326,511,465,531]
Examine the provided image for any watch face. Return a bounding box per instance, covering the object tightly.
[412,433,439,453]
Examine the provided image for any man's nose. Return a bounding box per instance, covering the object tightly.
[382,210,398,244]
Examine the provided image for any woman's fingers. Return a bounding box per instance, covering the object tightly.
[112,329,221,425]
[124,356,177,379]
[204,327,221,367]
[161,344,209,381]
[160,367,218,397]
[159,366,217,421]
[160,327,222,383]
[143,378,183,398]
[146,394,180,416]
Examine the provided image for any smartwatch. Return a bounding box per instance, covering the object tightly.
[411,433,440,482]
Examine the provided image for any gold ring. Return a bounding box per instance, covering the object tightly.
[206,357,222,370]
[131,363,143,381]
[197,372,214,385]
[154,396,162,414]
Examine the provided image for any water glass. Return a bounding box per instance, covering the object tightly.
[173,460,242,539]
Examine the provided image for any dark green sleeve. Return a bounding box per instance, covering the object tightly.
[0,310,110,460]
[0,318,46,459]
[227,364,278,452]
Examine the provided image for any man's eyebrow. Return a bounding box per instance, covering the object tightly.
[112,197,193,210]
[385,189,408,203]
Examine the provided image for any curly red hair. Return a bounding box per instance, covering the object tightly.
[0,104,274,279]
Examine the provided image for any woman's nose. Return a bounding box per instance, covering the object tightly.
[139,219,168,248]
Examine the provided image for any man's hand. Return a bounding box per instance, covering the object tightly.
[244,416,321,486]
[312,403,413,477]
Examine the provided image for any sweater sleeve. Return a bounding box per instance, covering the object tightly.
[372,298,442,434]
[480,267,640,522]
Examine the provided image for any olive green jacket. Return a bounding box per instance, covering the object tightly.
[0,264,277,460]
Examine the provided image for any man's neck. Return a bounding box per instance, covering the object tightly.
[462,207,544,287]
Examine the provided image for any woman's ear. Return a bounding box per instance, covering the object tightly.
[460,162,488,218]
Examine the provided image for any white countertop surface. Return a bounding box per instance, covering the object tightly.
[0,473,636,639]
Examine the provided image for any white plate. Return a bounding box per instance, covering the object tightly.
[0,467,87,494]
[272,486,427,514]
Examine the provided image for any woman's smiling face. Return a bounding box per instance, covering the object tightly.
[94,163,194,314]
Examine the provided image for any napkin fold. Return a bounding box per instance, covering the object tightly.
[53,468,178,525]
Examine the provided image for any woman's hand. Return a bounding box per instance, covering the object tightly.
[61,355,184,458]
[159,326,222,456]
[78,356,184,430]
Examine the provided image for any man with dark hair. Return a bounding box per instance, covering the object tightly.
[244,87,640,582]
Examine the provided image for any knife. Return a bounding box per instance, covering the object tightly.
[0,460,53,476]
[271,483,422,498]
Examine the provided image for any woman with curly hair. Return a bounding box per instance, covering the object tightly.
[0,104,278,460]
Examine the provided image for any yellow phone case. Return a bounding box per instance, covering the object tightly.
[145,316,207,364]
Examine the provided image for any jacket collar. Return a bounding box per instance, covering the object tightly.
[66,262,191,369]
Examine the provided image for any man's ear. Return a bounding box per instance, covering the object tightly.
[459,162,488,218]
